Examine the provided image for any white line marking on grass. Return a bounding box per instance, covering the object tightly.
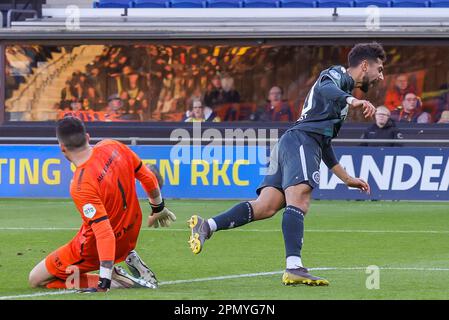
[0,290,76,300]
[3,266,449,300]
[159,271,283,285]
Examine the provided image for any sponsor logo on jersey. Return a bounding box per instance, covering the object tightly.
[83,203,96,219]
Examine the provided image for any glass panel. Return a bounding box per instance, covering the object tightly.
[4,44,448,123]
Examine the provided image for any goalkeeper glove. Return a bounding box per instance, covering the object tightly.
[148,199,176,228]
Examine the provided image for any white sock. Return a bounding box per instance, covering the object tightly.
[286,256,303,269]
[208,218,217,232]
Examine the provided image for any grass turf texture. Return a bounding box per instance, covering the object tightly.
[1,199,449,300]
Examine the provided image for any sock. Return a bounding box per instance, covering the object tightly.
[208,218,218,232]
[46,273,99,289]
[286,256,303,269]
[282,205,305,269]
[211,201,254,231]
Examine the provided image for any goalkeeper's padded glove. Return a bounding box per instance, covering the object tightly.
[148,200,176,228]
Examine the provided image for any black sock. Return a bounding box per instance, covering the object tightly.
[212,202,254,231]
[282,205,304,260]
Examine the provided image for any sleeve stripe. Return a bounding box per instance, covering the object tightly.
[134,161,143,173]
[88,215,109,226]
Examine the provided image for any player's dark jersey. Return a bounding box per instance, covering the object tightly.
[289,65,355,138]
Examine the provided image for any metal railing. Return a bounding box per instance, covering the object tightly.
[6,9,37,28]
[0,137,448,146]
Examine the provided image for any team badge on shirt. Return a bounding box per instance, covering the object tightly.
[82,204,96,219]
[312,171,321,184]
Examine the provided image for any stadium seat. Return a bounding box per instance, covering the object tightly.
[353,0,391,6]
[390,0,429,6]
[169,0,206,6]
[279,0,317,7]
[131,0,169,7]
[428,0,449,6]
[93,0,131,8]
[316,0,354,6]
[242,0,280,7]
[205,0,243,7]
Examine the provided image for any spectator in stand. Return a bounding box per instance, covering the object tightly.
[437,110,449,124]
[221,73,240,105]
[126,73,147,117]
[391,92,431,123]
[361,106,403,147]
[251,86,293,122]
[103,94,132,121]
[60,80,78,109]
[384,74,415,111]
[88,67,107,102]
[184,100,220,122]
[204,74,225,109]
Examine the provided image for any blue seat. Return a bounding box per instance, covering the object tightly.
[279,0,316,7]
[131,0,169,7]
[93,0,131,7]
[169,0,206,6]
[242,0,280,7]
[390,0,429,6]
[428,0,449,6]
[353,0,391,6]
[206,0,242,7]
[316,0,354,6]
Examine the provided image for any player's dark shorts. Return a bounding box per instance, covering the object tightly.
[256,129,322,195]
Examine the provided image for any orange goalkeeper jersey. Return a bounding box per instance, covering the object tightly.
[70,139,159,262]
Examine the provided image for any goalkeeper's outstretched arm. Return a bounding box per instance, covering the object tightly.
[133,162,176,228]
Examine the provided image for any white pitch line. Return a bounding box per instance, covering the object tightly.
[2,227,449,234]
[2,266,449,300]
[0,290,77,300]
[159,271,283,285]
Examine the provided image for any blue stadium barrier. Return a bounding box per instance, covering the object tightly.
[353,0,391,6]
[279,0,316,7]
[242,0,280,7]
[169,0,206,7]
[2,145,449,200]
[205,0,242,7]
[316,0,354,6]
[390,0,430,6]
[131,0,170,7]
[93,0,131,7]
[428,0,449,6]
[93,0,449,6]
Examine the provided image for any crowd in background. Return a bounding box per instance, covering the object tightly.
[5,44,449,124]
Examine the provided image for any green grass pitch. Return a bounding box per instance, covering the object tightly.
[1,199,449,300]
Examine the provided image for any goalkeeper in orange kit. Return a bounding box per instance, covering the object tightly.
[28,116,176,292]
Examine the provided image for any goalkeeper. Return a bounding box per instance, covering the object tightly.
[28,116,176,292]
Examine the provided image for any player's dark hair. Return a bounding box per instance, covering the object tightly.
[348,42,386,67]
[56,116,87,150]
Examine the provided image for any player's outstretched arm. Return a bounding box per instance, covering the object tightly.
[331,163,371,194]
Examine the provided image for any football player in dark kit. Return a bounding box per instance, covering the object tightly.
[188,43,386,286]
